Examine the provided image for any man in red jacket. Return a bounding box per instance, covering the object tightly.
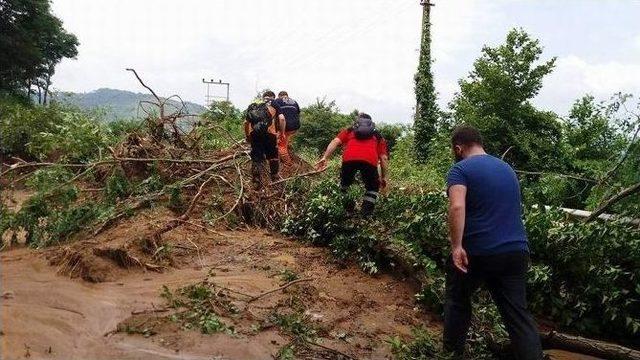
[316,113,389,216]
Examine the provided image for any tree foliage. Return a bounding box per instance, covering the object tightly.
[0,100,114,161]
[292,98,406,156]
[197,100,244,149]
[294,98,352,154]
[568,94,640,213]
[0,0,79,101]
[451,28,560,171]
[565,95,627,174]
[377,123,406,154]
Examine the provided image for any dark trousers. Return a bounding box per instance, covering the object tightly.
[340,161,379,216]
[443,251,543,360]
[249,132,279,187]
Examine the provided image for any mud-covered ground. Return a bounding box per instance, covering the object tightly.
[0,189,600,360]
[2,219,437,360]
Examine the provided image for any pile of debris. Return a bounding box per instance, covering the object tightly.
[1,69,318,281]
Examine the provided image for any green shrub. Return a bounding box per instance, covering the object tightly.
[387,134,449,190]
[0,100,114,162]
[0,101,63,159]
[282,179,640,345]
[526,207,640,336]
[197,100,244,150]
[107,118,144,138]
[12,186,104,247]
[294,99,352,154]
[104,169,132,203]
[28,109,112,162]
[388,326,451,360]
[0,167,111,247]
[377,123,407,154]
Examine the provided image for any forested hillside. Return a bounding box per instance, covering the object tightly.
[53,88,207,121]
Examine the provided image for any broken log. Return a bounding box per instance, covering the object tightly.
[541,331,640,360]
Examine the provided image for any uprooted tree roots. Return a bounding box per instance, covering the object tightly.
[2,69,319,279]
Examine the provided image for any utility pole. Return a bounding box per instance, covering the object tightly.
[414,0,438,162]
[202,78,230,106]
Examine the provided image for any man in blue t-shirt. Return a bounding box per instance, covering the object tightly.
[444,125,543,359]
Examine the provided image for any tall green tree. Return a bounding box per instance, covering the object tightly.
[0,0,78,101]
[451,28,560,171]
[565,95,626,177]
[569,94,640,215]
[413,1,438,162]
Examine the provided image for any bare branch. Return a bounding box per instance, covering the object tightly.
[514,169,596,183]
[270,169,326,186]
[125,68,161,105]
[247,278,314,303]
[585,182,640,223]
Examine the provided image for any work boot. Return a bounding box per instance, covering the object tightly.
[361,190,379,217]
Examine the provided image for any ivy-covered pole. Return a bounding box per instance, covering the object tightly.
[414,0,438,162]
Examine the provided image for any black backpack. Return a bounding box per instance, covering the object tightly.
[352,115,376,140]
[246,101,272,135]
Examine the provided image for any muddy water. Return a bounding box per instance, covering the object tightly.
[1,248,283,359]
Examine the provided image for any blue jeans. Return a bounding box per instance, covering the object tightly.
[443,251,543,359]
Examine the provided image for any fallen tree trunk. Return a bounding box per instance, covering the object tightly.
[531,204,640,226]
[379,240,640,360]
[541,331,640,360]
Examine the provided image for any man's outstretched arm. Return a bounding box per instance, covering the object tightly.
[316,137,342,170]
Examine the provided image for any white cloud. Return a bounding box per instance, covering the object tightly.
[535,55,640,114]
[50,0,502,122]
[49,0,640,122]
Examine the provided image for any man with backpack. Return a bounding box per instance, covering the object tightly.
[244,91,284,188]
[271,91,301,166]
[316,113,389,216]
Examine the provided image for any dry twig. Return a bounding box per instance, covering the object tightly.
[247,278,314,303]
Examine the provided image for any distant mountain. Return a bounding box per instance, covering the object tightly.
[53,88,207,121]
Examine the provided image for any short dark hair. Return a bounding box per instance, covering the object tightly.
[451,125,483,147]
[262,90,275,99]
[358,112,372,120]
[278,91,288,97]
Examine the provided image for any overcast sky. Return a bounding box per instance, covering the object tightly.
[50,0,640,123]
